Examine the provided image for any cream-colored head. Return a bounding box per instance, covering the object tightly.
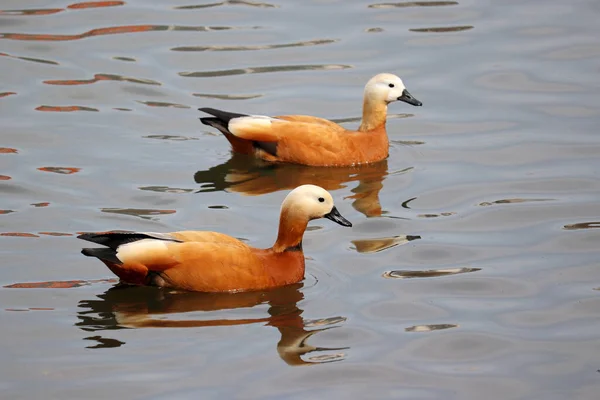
[364,73,422,106]
[281,184,352,226]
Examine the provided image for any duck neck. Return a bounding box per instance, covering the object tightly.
[359,96,388,132]
[272,208,308,253]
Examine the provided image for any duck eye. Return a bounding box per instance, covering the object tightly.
[318,197,325,203]
[388,83,395,88]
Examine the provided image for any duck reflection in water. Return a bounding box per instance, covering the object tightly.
[77,283,348,366]
[195,154,399,217]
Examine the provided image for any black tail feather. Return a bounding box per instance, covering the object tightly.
[77,231,169,250]
[81,248,121,264]
[198,107,248,126]
[199,117,225,129]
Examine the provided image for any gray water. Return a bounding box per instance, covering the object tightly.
[1,0,600,398]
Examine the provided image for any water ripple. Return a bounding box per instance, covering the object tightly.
[44,74,160,86]
[0,25,261,41]
[180,64,352,78]
[351,235,421,254]
[0,232,39,237]
[138,186,195,194]
[172,39,338,52]
[143,134,198,140]
[382,267,481,279]
[36,105,99,112]
[193,93,263,100]
[37,167,81,174]
[5,278,116,289]
[100,208,176,220]
[405,323,458,333]
[369,1,458,8]
[67,1,125,10]
[0,8,63,16]
[563,222,600,230]
[0,92,16,98]
[175,1,278,10]
[479,198,554,207]
[137,101,189,108]
[410,26,473,33]
[1,52,59,65]
[0,1,124,16]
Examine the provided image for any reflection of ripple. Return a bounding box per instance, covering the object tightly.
[176,1,277,9]
[37,167,80,174]
[0,210,15,214]
[100,208,176,220]
[44,74,160,86]
[405,323,458,332]
[180,64,352,78]
[5,278,116,289]
[113,56,136,62]
[137,101,189,108]
[479,198,553,207]
[1,147,18,153]
[138,186,194,194]
[0,232,39,237]
[0,175,12,180]
[68,1,125,10]
[172,39,337,52]
[418,212,455,218]
[382,267,481,279]
[0,2,124,16]
[1,52,59,65]
[193,93,263,100]
[143,134,198,141]
[0,24,260,41]
[36,105,98,112]
[392,139,425,146]
[0,8,63,16]
[369,1,458,8]
[563,222,600,230]
[410,26,473,33]
[0,92,16,98]
[352,235,421,253]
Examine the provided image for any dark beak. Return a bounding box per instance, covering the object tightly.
[397,89,422,106]
[324,206,352,227]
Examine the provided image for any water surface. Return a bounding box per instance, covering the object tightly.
[2,0,600,398]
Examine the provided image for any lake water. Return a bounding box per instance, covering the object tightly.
[1,0,600,398]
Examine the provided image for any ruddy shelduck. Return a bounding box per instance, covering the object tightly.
[199,73,422,166]
[78,185,352,292]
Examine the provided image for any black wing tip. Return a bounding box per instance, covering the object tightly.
[198,107,217,113]
[77,232,96,241]
[197,107,248,122]
[199,117,220,126]
[81,247,121,264]
[81,248,96,257]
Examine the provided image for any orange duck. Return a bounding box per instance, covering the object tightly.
[78,185,352,292]
[199,73,422,167]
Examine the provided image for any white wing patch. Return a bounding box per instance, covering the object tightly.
[229,115,283,136]
[116,239,168,264]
